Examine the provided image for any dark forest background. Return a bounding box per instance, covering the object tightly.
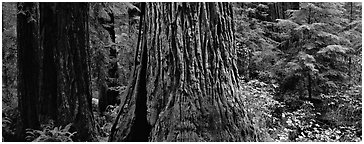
[2,2,362,142]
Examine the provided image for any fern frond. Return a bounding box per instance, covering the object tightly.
[318,45,349,54]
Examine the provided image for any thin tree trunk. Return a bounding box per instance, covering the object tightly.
[348,2,353,80]
[109,2,260,142]
[16,2,41,141]
[308,72,312,99]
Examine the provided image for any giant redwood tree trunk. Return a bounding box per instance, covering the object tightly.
[109,2,260,142]
[40,3,97,141]
[16,2,41,141]
[39,2,57,121]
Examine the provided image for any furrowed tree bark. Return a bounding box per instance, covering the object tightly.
[109,2,260,142]
[16,2,41,141]
[40,3,97,141]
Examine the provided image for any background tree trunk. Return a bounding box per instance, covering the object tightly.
[40,3,97,141]
[268,2,299,21]
[109,2,260,142]
[96,3,121,113]
[91,2,112,113]
[16,2,41,141]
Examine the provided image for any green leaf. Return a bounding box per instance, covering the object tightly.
[317,31,342,44]
[318,45,349,54]
[304,62,318,72]
[125,2,140,12]
[294,24,311,31]
[276,19,299,30]
[287,62,302,71]
[303,42,316,50]
[63,123,73,132]
[298,52,315,63]
[53,127,59,132]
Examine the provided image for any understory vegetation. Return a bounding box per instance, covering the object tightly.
[2,2,362,142]
[235,2,362,142]
[240,79,361,142]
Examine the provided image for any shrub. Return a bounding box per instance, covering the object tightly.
[239,78,282,141]
[94,105,119,141]
[25,123,76,142]
[2,106,19,142]
[273,85,362,142]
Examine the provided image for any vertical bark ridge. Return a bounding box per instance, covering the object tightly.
[48,3,97,141]
[109,3,151,141]
[17,2,41,140]
[40,3,58,121]
[146,2,259,141]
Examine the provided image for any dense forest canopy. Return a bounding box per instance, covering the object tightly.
[2,2,362,142]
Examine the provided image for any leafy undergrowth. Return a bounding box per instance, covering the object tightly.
[240,79,362,142]
[2,103,19,142]
[93,100,120,142]
[22,102,120,142]
[25,122,76,142]
[239,79,281,141]
[1,97,119,142]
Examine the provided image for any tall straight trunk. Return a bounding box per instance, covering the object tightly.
[109,2,260,142]
[16,2,40,140]
[39,2,57,120]
[40,3,97,141]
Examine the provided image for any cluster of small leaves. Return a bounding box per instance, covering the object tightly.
[321,85,362,133]
[239,78,282,140]
[2,104,19,141]
[2,116,16,141]
[234,3,280,82]
[25,123,76,142]
[94,104,119,141]
[270,85,361,142]
[277,101,321,141]
[283,102,360,141]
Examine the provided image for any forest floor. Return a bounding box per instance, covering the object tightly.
[2,79,362,142]
[240,79,362,142]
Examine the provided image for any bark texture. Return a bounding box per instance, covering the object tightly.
[40,3,97,141]
[16,2,41,140]
[110,2,260,142]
